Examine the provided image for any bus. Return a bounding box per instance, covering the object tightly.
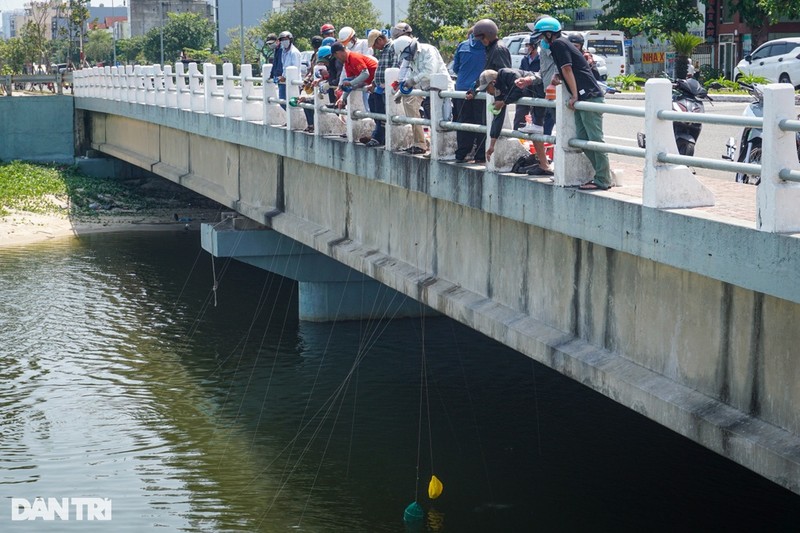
[583,30,628,80]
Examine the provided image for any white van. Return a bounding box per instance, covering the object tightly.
[583,30,628,80]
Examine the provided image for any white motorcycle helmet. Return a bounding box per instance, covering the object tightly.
[338,27,356,48]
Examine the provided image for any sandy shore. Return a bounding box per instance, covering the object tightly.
[0,208,223,248]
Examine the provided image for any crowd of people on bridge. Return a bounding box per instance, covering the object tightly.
[264,15,612,191]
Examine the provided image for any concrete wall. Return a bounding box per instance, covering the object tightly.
[76,98,800,495]
[0,96,74,164]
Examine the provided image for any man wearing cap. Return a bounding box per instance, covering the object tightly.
[477,68,551,176]
[390,22,413,40]
[392,35,453,155]
[263,33,278,64]
[452,28,486,163]
[363,30,396,147]
[332,42,378,111]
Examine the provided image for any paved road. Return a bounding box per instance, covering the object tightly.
[602,99,753,183]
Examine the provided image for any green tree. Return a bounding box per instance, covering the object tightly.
[479,0,583,37]
[406,0,477,43]
[0,37,31,74]
[670,32,703,80]
[59,0,91,66]
[115,35,146,65]
[255,0,380,49]
[431,25,472,61]
[597,0,702,39]
[222,26,267,65]
[142,12,215,64]
[83,29,114,65]
[730,0,800,48]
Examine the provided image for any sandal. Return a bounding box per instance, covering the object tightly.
[578,181,611,191]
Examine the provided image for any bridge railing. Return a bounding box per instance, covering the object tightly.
[72,64,800,233]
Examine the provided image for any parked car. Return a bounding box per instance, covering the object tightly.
[734,37,800,87]
[501,32,608,80]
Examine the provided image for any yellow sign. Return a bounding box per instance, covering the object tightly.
[642,52,666,64]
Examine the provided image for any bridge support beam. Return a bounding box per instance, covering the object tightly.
[200,220,430,322]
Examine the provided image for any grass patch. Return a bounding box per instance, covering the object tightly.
[0,161,69,216]
[0,160,220,218]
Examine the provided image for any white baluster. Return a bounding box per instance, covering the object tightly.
[757,83,800,232]
[241,64,259,121]
[164,64,176,108]
[223,62,241,118]
[188,63,203,112]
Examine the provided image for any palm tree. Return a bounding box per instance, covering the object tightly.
[670,32,704,80]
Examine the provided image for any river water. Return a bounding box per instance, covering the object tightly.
[0,230,798,532]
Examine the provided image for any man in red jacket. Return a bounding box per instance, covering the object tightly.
[332,42,378,109]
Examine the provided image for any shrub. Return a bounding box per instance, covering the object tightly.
[609,74,646,90]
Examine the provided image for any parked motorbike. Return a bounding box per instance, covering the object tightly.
[722,82,800,185]
[637,77,713,156]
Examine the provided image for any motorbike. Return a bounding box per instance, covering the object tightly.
[637,77,713,156]
[722,82,800,185]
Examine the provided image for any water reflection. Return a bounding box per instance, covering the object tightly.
[0,231,798,532]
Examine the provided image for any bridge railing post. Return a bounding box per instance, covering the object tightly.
[241,64,259,121]
[551,84,592,186]
[188,63,204,113]
[345,88,356,142]
[134,65,145,104]
[641,78,713,208]
[428,73,451,161]
[484,90,496,172]
[163,64,176,108]
[110,66,119,101]
[144,65,156,106]
[87,67,96,98]
[124,65,134,103]
[262,64,284,126]
[313,81,322,137]
[757,83,800,232]
[384,67,399,151]
[154,64,166,107]
[223,62,241,118]
[285,66,303,131]
[175,62,189,110]
[203,63,214,114]
[101,66,110,99]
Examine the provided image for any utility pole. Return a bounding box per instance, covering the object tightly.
[159,1,164,66]
[239,0,244,67]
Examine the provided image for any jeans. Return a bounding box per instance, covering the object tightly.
[369,91,385,144]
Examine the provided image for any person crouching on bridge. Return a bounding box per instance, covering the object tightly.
[478,68,554,176]
[332,42,378,116]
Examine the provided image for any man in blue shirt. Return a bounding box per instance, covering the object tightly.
[452,31,486,163]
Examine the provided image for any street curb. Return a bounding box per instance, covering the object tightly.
[606,92,754,103]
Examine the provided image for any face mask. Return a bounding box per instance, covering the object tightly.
[281,40,290,50]
[346,40,355,50]
[268,42,277,50]
[540,39,550,50]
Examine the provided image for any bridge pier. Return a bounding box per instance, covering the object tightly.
[200,219,430,322]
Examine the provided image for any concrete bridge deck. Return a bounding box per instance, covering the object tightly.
[54,85,800,498]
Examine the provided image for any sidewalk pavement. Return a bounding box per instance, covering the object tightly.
[508,157,763,230]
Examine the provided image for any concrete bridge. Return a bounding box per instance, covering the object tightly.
[12,65,800,496]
